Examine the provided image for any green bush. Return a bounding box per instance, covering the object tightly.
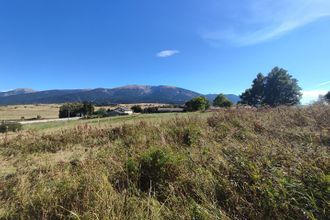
[131,105,142,113]
[185,96,210,112]
[143,107,158,114]
[139,149,179,194]
[213,94,233,108]
[94,108,108,117]
[0,122,22,133]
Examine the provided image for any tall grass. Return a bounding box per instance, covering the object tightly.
[0,105,329,219]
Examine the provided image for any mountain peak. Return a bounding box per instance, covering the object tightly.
[12,88,36,93]
[0,88,36,97]
[115,85,151,89]
[0,85,240,105]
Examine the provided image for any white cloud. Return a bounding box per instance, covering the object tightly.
[203,0,330,46]
[301,89,328,104]
[156,50,179,58]
[318,80,330,86]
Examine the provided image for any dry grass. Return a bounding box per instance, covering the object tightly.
[0,104,329,219]
[0,104,60,120]
[0,103,168,121]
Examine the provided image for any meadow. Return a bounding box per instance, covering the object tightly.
[0,103,167,121]
[0,105,329,219]
[0,104,60,121]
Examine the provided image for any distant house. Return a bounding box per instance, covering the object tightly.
[157,107,184,113]
[108,107,133,116]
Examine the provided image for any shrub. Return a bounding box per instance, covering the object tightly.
[185,96,210,112]
[1,105,329,219]
[0,122,22,133]
[143,107,158,114]
[213,94,233,108]
[139,149,180,194]
[131,105,142,113]
[94,108,108,117]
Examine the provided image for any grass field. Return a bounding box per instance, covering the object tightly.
[0,103,168,121]
[22,112,198,133]
[0,104,60,120]
[0,105,329,219]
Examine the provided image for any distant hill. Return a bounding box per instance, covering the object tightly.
[205,94,241,104]
[0,85,239,105]
[0,88,36,97]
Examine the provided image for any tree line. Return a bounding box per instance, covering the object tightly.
[184,66,330,112]
[58,67,329,115]
[59,102,94,118]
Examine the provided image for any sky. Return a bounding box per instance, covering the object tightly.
[0,0,329,104]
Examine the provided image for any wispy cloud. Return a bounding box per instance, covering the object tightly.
[156,50,179,58]
[318,80,330,86]
[203,0,330,46]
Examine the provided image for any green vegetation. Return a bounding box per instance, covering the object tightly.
[59,102,94,118]
[325,91,330,103]
[213,94,233,108]
[0,121,22,133]
[143,107,159,114]
[21,112,196,133]
[185,96,210,112]
[0,105,329,219]
[93,108,109,118]
[240,67,302,106]
[131,105,143,113]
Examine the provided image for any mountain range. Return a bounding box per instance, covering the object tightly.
[0,85,240,105]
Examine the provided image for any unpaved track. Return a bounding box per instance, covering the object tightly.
[18,117,81,125]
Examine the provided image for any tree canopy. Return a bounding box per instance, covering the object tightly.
[213,94,233,108]
[59,102,95,118]
[185,96,210,112]
[325,91,330,103]
[240,67,302,107]
[240,73,265,106]
[131,105,143,113]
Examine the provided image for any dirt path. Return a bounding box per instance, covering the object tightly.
[18,117,82,125]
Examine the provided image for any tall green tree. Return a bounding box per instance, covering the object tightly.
[325,91,330,103]
[263,67,302,106]
[59,102,95,118]
[185,96,210,112]
[131,105,142,113]
[82,101,95,116]
[240,73,265,106]
[240,67,302,107]
[213,94,233,108]
[59,103,83,118]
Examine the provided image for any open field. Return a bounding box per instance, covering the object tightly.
[0,104,60,120]
[20,112,199,135]
[0,105,329,219]
[0,103,169,121]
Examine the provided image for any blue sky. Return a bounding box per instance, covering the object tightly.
[0,0,329,103]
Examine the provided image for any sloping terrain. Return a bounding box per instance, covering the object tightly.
[0,105,329,219]
[0,85,239,105]
[0,88,36,97]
